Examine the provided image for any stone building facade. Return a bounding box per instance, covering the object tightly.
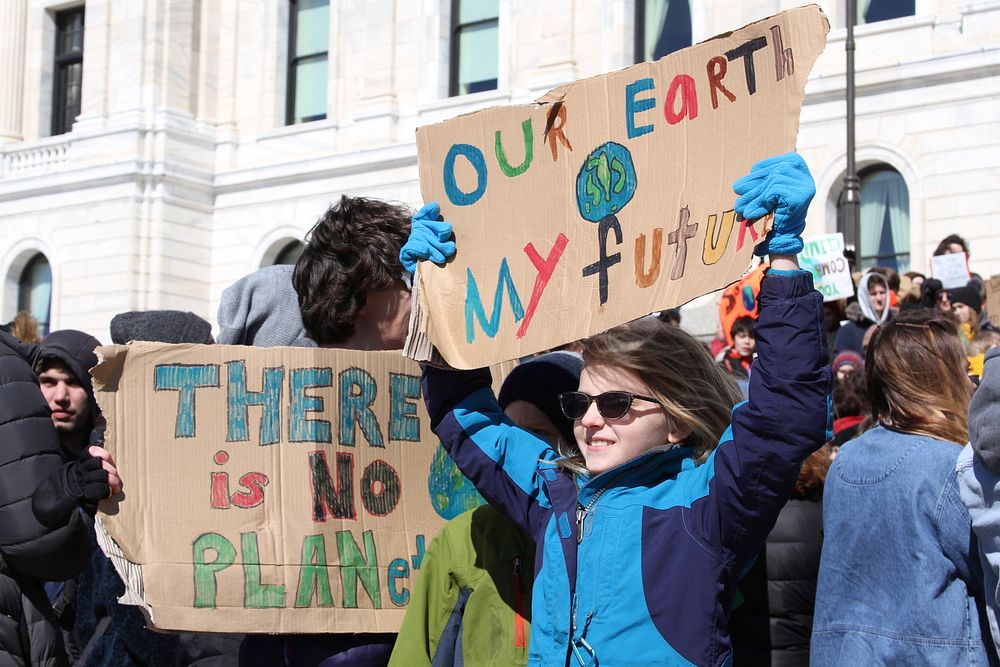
[0,0,997,341]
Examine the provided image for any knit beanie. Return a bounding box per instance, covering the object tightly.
[832,350,864,373]
[217,265,313,347]
[498,351,583,445]
[110,310,213,345]
[948,285,983,314]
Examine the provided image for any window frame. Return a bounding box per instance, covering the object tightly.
[51,6,85,137]
[448,0,500,97]
[855,164,911,272]
[17,253,52,336]
[286,0,329,125]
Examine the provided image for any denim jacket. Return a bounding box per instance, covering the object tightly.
[812,426,991,665]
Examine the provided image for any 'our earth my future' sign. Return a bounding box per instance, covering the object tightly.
[407,6,830,368]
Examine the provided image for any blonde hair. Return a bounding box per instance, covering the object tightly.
[560,319,741,472]
[865,319,971,445]
[3,311,41,344]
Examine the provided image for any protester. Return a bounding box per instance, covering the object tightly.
[658,308,681,327]
[970,332,1000,380]
[1,310,42,343]
[949,284,996,344]
[828,372,870,455]
[811,316,988,664]
[822,301,844,361]
[218,265,313,347]
[111,309,213,345]
[729,445,831,665]
[833,270,891,356]
[718,315,755,379]
[831,349,863,384]
[293,196,439,350]
[415,153,830,664]
[933,233,969,256]
[0,330,118,666]
[956,345,1000,653]
[389,351,583,667]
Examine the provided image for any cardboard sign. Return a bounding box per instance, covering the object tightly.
[799,233,854,302]
[92,343,509,633]
[406,6,829,368]
[931,252,971,289]
[987,276,1000,328]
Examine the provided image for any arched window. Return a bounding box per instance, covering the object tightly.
[18,253,52,335]
[858,0,914,24]
[636,0,692,63]
[848,166,910,272]
[272,240,305,266]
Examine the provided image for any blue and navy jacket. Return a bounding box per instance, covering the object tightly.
[422,271,831,666]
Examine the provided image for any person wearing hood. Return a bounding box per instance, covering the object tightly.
[833,270,892,356]
[956,346,1000,654]
[0,330,118,666]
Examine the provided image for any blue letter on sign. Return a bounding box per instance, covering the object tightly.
[443,144,488,206]
[465,259,525,344]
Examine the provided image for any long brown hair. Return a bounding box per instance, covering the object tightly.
[575,319,742,467]
[865,319,971,445]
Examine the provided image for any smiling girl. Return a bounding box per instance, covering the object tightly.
[412,153,831,666]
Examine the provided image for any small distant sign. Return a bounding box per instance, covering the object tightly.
[931,252,971,289]
[799,233,854,302]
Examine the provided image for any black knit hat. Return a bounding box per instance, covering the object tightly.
[110,310,213,345]
[948,286,983,314]
[498,351,583,445]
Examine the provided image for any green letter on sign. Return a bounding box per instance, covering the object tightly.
[192,532,236,608]
[337,529,381,609]
[241,532,286,608]
[295,534,334,608]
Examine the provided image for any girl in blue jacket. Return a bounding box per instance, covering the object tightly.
[405,153,831,666]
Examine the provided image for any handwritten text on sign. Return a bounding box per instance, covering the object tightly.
[93,343,487,633]
[410,7,829,368]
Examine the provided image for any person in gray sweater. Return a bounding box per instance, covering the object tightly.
[956,345,1000,655]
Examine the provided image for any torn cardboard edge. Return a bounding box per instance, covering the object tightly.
[95,515,155,621]
[405,5,827,368]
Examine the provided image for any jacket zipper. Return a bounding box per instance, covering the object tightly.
[513,556,526,649]
[576,469,629,544]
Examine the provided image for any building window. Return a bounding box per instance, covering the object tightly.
[287,0,329,125]
[18,254,52,336]
[52,7,85,136]
[858,0,914,24]
[273,241,305,266]
[449,0,499,96]
[851,166,910,272]
[635,0,692,63]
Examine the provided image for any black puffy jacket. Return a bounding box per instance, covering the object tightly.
[728,499,824,667]
[0,331,93,666]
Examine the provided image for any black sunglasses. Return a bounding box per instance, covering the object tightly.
[557,391,661,420]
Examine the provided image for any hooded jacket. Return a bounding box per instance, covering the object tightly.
[833,272,891,356]
[957,346,1000,653]
[422,272,831,666]
[0,331,94,666]
[35,329,103,454]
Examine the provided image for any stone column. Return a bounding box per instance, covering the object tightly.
[0,0,28,143]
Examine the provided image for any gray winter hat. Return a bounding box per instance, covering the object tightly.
[111,310,213,345]
[971,346,1000,474]
[217,265,314,347]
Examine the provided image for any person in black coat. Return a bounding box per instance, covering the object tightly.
[0,331,118,666]
[729,445,832,666]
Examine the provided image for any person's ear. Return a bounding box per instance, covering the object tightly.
[666,418,693,444]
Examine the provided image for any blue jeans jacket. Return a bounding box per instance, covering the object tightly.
[958,444,1000,655]
[812,426,991,665]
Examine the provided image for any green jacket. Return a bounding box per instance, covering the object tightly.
[389,505,534,667]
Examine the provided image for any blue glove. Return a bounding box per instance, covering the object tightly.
[733,152,815,257]
[399,202,456,273]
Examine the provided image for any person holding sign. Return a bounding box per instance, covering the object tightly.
[412,153,831,666]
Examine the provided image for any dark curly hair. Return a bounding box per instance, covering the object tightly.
[293,196,411,345]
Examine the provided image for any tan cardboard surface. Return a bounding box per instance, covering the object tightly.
[408,6,829,368]
[987,276,1000,328]
[93,342,512,633]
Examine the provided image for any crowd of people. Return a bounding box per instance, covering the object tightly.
[1,152,997,666]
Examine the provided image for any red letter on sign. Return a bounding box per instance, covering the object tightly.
[516,234,570,339]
